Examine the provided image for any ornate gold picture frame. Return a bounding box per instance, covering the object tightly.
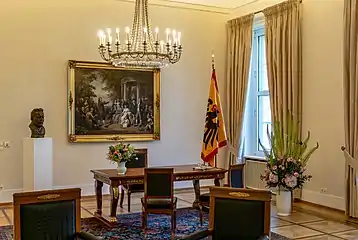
[67,60,160,143]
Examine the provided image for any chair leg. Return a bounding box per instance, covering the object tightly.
[142,211,147,230]
[199,205,203,226]
[174,211,177,230]
[127,191,131,212]
[120,188,124,208]
[171,211,176,236]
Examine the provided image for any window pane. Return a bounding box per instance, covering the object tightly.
[258,35,268,92]
[259,95,271,123]
[258,95,271,151]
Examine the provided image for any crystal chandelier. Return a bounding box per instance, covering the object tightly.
[97,0,183,69]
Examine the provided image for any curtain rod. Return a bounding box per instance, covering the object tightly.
[253,0,302,15]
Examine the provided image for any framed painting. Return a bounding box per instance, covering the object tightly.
[67,60,160,143]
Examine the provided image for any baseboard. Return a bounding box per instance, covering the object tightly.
[301,189,345,211]
[0,180,214,203]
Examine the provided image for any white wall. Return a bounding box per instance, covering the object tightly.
[232,0,346,210]
[0,0,228,202]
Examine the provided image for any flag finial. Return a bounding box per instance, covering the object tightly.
[211,51,215,70]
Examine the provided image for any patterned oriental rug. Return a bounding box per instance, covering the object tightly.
[0,207,289,239]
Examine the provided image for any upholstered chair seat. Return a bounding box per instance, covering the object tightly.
[141,197,178,209]
[198,194,210,202]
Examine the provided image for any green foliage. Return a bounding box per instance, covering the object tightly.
[106,142,137,163]
[75,69,97,101]
[259,113,319,167]
[259,113,319,190]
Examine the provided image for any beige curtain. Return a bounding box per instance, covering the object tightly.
[263,0,302,199]
[343,0,358,218]
[225,14,254,169]
[342,148,358,217]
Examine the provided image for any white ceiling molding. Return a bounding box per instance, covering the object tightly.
[116,0,232,14]
[116,0,260,14]
[164,0,258,9]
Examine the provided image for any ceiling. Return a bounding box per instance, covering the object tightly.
[165,0,257,9]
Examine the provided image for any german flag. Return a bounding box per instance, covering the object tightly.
[200,67,228,166]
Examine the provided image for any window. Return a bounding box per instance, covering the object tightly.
[240,25,271,157]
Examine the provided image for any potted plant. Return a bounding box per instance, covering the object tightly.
[259,113,319,216]
[106,142,137,174]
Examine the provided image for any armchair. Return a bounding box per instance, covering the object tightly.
[13,188,99,240]
[120,148,148,212]
[183,187,271,240]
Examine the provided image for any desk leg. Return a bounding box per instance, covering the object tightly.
[95,180,103,215]
[109,186,119,224]
[192,179,200,208]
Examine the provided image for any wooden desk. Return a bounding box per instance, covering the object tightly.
[91,164,227,226]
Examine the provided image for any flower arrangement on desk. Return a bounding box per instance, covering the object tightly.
[106,142,137,164]
[259,113,319,191]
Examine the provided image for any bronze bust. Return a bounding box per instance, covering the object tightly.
[29,108,45,138]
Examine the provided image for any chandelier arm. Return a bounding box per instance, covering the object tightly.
[99,48,110,61]
[128,51,142,59]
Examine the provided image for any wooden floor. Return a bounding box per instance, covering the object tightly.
[1,188,358,239]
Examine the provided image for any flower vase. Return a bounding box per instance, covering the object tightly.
[117,162,127,175]
[276,188,292,216]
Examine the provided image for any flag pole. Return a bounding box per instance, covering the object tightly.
[212,52,215,70]
[212,51,218,168]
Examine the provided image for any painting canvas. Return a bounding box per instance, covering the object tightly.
[67,61,160,142]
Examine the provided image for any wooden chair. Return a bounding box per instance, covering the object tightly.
[182,187,271,240]
[141,168,177,236]
[120,148,148,212]
[13,188,99,240]
[227,163,245,188]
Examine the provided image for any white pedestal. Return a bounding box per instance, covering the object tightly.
[23,137,53,192]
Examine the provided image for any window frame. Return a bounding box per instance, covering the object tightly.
[241,25,271,157]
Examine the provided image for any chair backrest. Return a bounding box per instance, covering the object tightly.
[13,188,81,240]
[209,187,271,240]
[144,168,174,199]
[125,148,148,168]
[228,163,245,188]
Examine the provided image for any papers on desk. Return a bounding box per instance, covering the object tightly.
[193,164,213,171]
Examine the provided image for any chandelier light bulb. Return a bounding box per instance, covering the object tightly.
[115,28,120,43]
[98,31,105,45]
[160,40,164,52]
[97,0,182,68]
